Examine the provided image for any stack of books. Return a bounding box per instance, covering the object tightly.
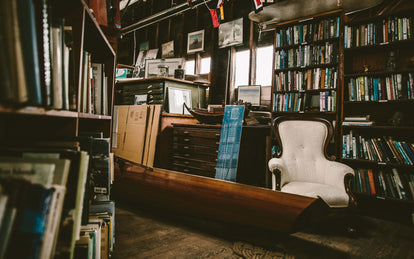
[342,115,374,126]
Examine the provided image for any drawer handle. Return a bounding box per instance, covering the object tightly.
[184,146,189,149]
[184,161,190,165]
[184,154,190,157]
[215,133,220,137]
[215,142,220,145]
[184,169,189,172]
[184,131,189,134]
[215,150,218,153]
[184,138,190,142]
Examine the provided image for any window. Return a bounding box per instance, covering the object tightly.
[185,60,195,75]
[255,45,273,86]
[234,49,250,88]
[200,57,211,74]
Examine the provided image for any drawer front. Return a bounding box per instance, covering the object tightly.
[172,156,216,172]
[172,143,219,155]
[173,136,220,147]
[173,128,220,139]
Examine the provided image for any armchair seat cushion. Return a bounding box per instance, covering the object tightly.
[282,181,350,208]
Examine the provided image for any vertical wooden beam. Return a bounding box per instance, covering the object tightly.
[155,23,159,47]
[249,20,256,85]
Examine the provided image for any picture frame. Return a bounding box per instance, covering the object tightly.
[187,29,204,53]
[218,18,243,48]
[161,40,174,58]
[144,58,184,78]
[237,85,261,106]
[132,48,158,78]
[167,87,192,114]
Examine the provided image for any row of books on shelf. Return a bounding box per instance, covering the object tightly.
[80,51,110,115]
[275,67,338,92]
[274,42,338,69]
[273,91,336,112]
[347,73,414,102]
[0,134,115,259]
[342,115,374,126]
[0,0,74,110]
[344,16,413,48]
[275,17,340,47]
[342,132,414,165]
[351,168,414,201]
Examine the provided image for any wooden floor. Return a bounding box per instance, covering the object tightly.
[112,201,414,259]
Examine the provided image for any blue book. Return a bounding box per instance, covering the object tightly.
[7,184,54,259]
[401,141,414,164]
[394,141,412,165]
[215,105,244,182]
[17,0,42,106]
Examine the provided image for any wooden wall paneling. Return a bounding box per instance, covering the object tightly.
[158,20,170,50]
[172,14,184,57]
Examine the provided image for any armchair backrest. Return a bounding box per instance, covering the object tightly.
[273,117,334,185]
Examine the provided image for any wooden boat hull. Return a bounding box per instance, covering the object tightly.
[113,164,329,233]
[249,0,384,27]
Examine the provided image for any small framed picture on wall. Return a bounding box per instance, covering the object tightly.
[187,29,204,54]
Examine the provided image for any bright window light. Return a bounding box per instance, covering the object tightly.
[200,57,211,74]
[185,60,195,75]
[234,50,250,88]
[256,45,273,86]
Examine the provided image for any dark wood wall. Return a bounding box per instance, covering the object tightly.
[118,0,274,105]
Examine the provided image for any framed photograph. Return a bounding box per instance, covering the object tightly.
[168,87,192,114]
[139,41,149,51]
[187,30,204,53]
[161,40,174,58]
[237,85,261,106]
[132,48,158,78]
[144,58,184,78]
[218,18,243,48]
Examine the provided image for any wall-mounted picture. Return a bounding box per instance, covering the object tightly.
[139,41,149,51]
[187,29,204,53]
[237,85,261,106]
[218,18,243,48]
[168,87,192,114]
[161,40,174,58]
[132,48,158,78]
[144,58,184,78]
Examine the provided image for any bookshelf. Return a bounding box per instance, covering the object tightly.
[340,4,414,223]
[0,0,116,258]
[271,10,344,157]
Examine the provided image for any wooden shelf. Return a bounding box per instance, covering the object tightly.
[342,125,414,130]
[0,105,78,118]
[344,69,414,78]
[274,37,339,51]
[78,113,112,120]
[272,111,336,115]
[340,158,414,168]
[273,88,337,94]
[344,99,414,104]
[275,62,339,72]
[344,39,414,53]
[352,191,414,203]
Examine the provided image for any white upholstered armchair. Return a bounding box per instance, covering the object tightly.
[268,117,356,209]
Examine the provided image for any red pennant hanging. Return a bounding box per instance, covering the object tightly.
[210,9,220,28]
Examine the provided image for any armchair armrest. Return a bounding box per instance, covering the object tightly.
[268,158,286,191]
[321,161,355,191]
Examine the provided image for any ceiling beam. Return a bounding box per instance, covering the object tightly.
[121,0,213,36]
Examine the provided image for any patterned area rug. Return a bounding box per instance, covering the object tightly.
[232,242,295,259]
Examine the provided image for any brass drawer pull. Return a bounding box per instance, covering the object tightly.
[184,138,190,142]
[184,146,189,149]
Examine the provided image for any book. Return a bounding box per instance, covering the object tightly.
[89,201,115,253]
[6,184,54,259]
[0,159,55,186]
[392,168,407,200]
[51,23,64,109]
[17,0,42,106]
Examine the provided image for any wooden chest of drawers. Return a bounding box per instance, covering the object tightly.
[171,124,220,178]
[170,123,271,187]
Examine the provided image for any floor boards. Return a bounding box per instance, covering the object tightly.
[112,201,414,259]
